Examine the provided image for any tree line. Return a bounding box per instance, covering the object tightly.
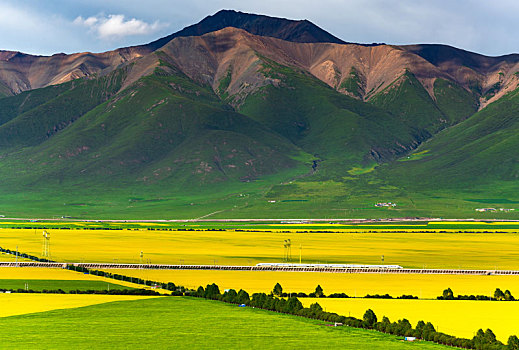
[439,288,515,301]
[192,282,519,350]
[271,283,418,299]
[0,288,160,295]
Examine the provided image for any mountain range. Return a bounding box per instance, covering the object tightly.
[0,10,518,219]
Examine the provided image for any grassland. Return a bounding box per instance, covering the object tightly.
[2,228,519,269]
[302,298,519,342]
[0,279,133,291]
[0,267,142,289]
[0,296,450,349]
[0,294,153,318]
[104,269,519,298]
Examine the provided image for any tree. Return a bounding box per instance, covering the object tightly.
[363,309,377,328]
[286,297,303,313]
[494,288,505,300]
[415,320,426,333]
[473,328,498,349]
[505,289,515,301]
[309,302,323,318]
[223,289,237,303]
[273,283,283,297]
[236,289,250,304]
[395,319,412,336]
[484,328,497,344]
[442,288,454,300]
[204,283,221,299]
[251,293,267,308]
[508,335,519,349]
[314,285,324,297]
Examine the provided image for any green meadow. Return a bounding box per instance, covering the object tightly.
[0,297,451,349]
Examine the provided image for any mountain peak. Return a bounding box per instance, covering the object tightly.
[145,9,346,50]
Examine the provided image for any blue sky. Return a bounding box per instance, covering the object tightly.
[1,0,518,56]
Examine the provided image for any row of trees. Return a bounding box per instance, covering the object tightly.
[65,265,184,294]
[439,288,515,301]
[272,283,418,299]
[0,288,160,295]
[0,246,54,263]
[194,283,519,350]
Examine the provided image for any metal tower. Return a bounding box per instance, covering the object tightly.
[42,231,51,258]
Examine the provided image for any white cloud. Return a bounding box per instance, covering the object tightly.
[73,14,164,39]
[74,16,98,27]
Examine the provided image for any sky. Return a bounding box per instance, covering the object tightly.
[1,0,518,57]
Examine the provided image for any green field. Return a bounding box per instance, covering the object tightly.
[0,279,133,292]
[2,219,519,232]
[0,296,450,349]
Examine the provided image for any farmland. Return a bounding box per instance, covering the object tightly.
[1,227,519,269]
[0,296,450,349]
[0,267,142,289]
[301,298,519,342]
[0,294,153,318]
[0,279,134,292]
[103,269,519,298]
[1,223,519,349]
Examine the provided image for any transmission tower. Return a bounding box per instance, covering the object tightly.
[42,231,51,258]
[283,239,292,262]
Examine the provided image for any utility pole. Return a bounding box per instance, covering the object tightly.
[299,244,302,264]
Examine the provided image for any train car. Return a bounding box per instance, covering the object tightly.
[255,263,403,269]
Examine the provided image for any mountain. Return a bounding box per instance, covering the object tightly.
[0,10,346,96]
[145,9,347,50]
[0,10,518,219]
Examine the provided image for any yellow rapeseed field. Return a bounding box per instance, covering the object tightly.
[0,294,157,317]
[0,252,32,262]
[301,298,519,342]
[103,269,519,298]
[1,228,519,269]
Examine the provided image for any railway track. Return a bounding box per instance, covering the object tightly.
[1,261,518,275]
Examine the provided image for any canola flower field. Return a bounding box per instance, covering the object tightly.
[1,227,519,269]
[301,298,519,342]
[0,294,155,317]
[0,222,518,347]
[102,269,519,298]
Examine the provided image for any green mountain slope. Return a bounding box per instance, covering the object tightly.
[238,59,425,177]
[0,68,129,149]
[369,70,478,136]
[0,59,311,191]
[381,86,519,189]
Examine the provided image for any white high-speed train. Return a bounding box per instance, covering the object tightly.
[255,263,403,269]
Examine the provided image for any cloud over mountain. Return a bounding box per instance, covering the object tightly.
[74,14,166,39]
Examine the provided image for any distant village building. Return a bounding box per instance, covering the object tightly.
[375,202,397,207]
[475,208,515,212]
[475,208,496,212]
